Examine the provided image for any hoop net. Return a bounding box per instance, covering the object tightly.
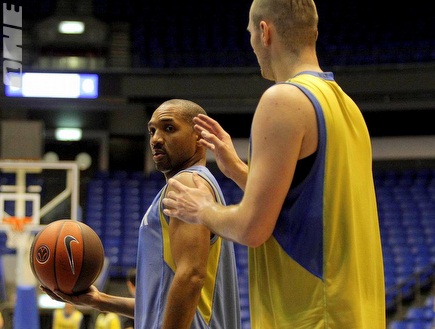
[3,217,34,249]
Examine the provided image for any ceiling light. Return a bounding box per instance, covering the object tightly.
[55,128,82,141]
[58,21,85,34]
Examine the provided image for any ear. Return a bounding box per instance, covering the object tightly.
[259,20,271,46]
[195,133,203,148]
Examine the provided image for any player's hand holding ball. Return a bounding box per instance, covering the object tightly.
[30,219,105,295]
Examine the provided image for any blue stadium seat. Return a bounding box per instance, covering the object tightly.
[83,166,435,314]
[406,321,433,329]
[388,321,408,329]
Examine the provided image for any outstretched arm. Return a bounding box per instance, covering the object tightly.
[194,114,248,190]
[163,84,316,246]
[40,285,135,319]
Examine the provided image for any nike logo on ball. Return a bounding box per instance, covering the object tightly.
[64,235,79,275]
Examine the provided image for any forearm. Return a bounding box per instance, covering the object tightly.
[224,158,249,191]
[161,277,203,329]
[163,175,272,246]
[201,203,251,244]
[93,293,135,319]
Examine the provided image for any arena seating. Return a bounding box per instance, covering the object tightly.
[18,0,435,68]
[389,295,435,329]
[0,165,434,327]
[124,0,435,68]
[92,0,435,68]
[2,1,435,327]
[80,166,435,328]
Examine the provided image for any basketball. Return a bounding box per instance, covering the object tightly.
[29,219,105,294]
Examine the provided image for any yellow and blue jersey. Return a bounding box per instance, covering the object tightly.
[249,72,385,328]
[136,166,241,329]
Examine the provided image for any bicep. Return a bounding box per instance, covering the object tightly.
[167,173,211,271]
[169,218,210,271]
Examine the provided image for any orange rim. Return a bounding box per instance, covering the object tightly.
[3,217,33,232]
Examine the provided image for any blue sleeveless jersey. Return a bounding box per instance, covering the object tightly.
[249,72,385,328]
[135,166,241,329]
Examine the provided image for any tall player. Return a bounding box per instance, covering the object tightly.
[162,0,386,328]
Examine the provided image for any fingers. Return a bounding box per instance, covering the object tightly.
[193,117,213,135]
[163,175,200,218]
[194,114,224,136]
[199,129,225,149]
[162,193,178,218]
[192,172,202,187]
[197,138,216,152]
[162,180,182,214]
[197,114,222,130]
[40,285,67,302]
[193,113,214,128]
[196,128,219,153]
[192,172,210,193]
[162,208,172,217]
[167,178,184,193]
[162,200,175,217]
[162,190,177,204]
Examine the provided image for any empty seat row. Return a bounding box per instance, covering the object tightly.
[389,296,435,329]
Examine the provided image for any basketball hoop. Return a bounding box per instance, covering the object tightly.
[3,217,34,250]
[4,216,33,232]
[0,160,81,329]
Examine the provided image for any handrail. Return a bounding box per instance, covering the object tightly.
[386,263,435,317]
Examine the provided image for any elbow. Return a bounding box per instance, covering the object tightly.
[246,239,266,248]
[189,269,206,291]
[178,267,207,292]
[235,203,276,247]
[192,271,206,290]
[239,225,272,248]
[244,235,269,248]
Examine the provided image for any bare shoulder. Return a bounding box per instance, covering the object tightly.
[171,171,196,188]
[253,82,318,158]
[254,83,315,130]
[169,171,214,195]
[259,83,313,113]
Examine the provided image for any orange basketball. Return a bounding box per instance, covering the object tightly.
[29,219,105,294]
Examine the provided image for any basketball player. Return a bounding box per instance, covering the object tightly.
[52,303,84,329]
[42,99,241,329]
[94,312,121,329]
[162,0,386,328]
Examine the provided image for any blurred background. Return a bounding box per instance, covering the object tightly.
[0,0,434,328]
